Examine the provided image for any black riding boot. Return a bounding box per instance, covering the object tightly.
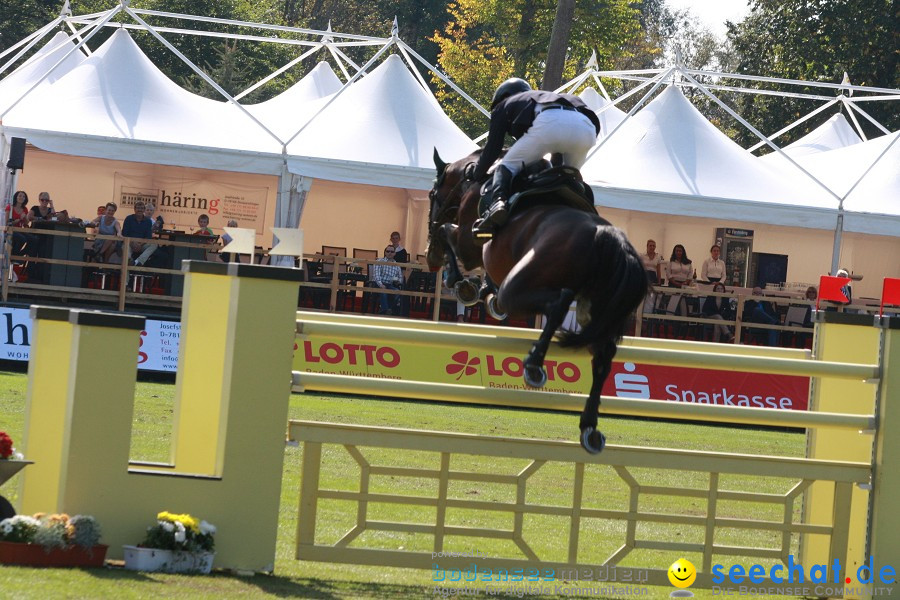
[472,165,513,243]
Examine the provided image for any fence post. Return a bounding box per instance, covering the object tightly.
[802,311,880,585]
[868,315,900,587]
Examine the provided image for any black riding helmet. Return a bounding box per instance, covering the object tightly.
[490,77,531,109]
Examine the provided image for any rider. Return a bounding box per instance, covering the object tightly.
[469,78,601,242]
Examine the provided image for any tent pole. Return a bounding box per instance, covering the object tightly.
[830,209,844,276]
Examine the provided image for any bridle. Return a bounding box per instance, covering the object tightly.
[427,162,475,240]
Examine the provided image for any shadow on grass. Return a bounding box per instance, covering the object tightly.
[84,568,589,599]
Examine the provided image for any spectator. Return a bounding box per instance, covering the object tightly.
[802,286,817,327]
[5,190,36,257]
[835,268,852,305]
[30,191,56,221]
[195,214,214,237]
[701,244,725,283]
[745,286,779,346]
[640,239,662,284]
[371,245,403,315]
[667,244,693,288]
[87,202,123,263]
[390,231,409,263]
[701,282,734,343]
[220,219,238,262]
[122,201,157,266]
[144,203,165,234]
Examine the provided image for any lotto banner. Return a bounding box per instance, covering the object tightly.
[294,332,810,411]
[0,306,179,372]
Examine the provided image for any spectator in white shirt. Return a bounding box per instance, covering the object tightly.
[701,245,726,283]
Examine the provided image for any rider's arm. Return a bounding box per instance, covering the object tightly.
[473,106,510,179]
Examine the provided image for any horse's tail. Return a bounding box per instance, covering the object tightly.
[557,225,648,349]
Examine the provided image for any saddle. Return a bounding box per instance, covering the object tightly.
[478,160,595,218]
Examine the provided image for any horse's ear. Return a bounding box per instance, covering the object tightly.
[433,148,448,174]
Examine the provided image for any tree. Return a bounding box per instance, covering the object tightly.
[431,0,643,136]
[726,0,899,147]
[542,0,574,91]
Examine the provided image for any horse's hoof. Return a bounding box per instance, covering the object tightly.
[486,294,507,320]
[580,427,606,454]
[524,364,547,388]
[455,278,480,306]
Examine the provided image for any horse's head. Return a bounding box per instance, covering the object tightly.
[425,148,479,269]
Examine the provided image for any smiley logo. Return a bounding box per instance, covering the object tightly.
[668,558,697,588]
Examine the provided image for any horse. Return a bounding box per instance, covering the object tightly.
[426,149,648,453]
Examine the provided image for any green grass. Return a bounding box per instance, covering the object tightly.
[0,370,807,599]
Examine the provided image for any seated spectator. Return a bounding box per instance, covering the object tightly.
[194,214,214,237]
[371,246,403,315]
[701,282,734,343]
[122,201,157,266]
[87,202,123,263]
[144,203,165,234]
[745,286,779,346]
[701,244,725,283]
[29,192,56,222]
[640,239,662,284]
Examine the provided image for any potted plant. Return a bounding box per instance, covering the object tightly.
[123,511,216,574]
[0,431,31,520]
[0,513,107,567]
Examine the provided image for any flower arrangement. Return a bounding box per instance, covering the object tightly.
[0,513,102,551]
[0,431,23,460]
[140,511,216,553]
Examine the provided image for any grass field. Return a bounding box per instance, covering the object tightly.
[0,370,807,599]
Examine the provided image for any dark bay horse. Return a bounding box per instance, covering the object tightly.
[426,149,648,453]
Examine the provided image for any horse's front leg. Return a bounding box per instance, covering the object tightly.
[437,223,463,287]
[522,288,575,388]
[579,339,616,454]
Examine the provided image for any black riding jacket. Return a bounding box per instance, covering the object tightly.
[473,90,601,179]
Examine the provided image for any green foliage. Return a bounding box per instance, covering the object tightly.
[431,0,643,137]
[726,0,899,147]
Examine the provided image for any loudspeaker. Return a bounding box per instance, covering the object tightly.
[6,137,25,170]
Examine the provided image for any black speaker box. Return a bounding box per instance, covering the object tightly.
[6,137,25,170]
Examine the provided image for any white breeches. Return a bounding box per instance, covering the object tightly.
[499,109,598,176]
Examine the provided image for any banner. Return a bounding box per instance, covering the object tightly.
[114,173,269,234]
[294,334,810,411]
[0,307,179,372]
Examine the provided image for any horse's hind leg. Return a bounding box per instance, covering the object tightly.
[580,339,616,454]
[522,288,575,388]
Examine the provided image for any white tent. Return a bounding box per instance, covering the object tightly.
[577,87,628,138]
[285,54,477,189]
[245,61,343,140]
[768,113,862,158]
[0,31,85,114]
[2,29,284,174]
[582,85,841,228]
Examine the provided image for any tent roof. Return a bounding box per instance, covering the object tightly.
[245,61,343,139]
[3,29,283,172]
[762,113,862,161]
[285,54,477,187]
[577,87,627,138]
[0,31,85,115]
[582,85,837,218]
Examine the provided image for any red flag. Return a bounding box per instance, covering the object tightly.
[882,278,900,316]
[819,275,851,304]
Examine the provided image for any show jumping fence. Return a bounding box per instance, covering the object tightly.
[290,310,899,597]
